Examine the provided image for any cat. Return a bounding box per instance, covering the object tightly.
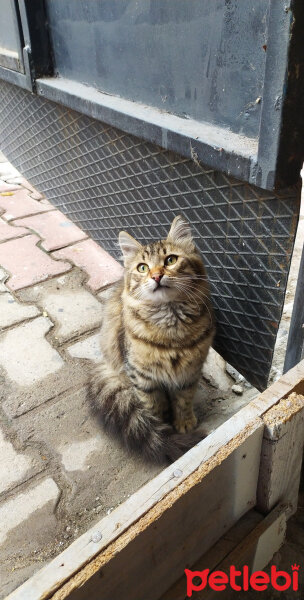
[88,215,215,463]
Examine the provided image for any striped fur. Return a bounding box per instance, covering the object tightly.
[88,216,215,463]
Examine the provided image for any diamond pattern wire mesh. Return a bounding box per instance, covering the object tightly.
[0,81,300,389]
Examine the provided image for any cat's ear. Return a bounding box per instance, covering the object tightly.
[118,231,142,262]
[167,215,194,249]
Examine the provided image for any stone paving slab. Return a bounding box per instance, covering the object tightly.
[0,478,60,598]
[67,333,102,362]
[15,387,160,526]
[0,235,71,290]
[97,285,116,302]
[0,316,64,387]
[0,188,53,221]
[0,477,60,545]
[0,292,40,329]
[0,428,33,496]
[0,181,19,193]
[2,362,88,419]
[53,238,123,291]
[15,210,88,251]
[18,270,104,344]
[0,217,29,242]
[11,176,44,200]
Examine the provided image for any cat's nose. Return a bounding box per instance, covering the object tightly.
[152,273,162,283]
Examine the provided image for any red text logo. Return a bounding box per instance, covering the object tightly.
[185,564,300,595]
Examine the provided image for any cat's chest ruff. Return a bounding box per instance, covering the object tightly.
[143,303,193,328]
[124,300,206,351]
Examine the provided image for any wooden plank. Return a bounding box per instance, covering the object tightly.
[201,505,287,599]
[160,510,263,600]
[7,359,304,600]
[162,507,286,600]
[51,423,264,600]
[257,393,304,515]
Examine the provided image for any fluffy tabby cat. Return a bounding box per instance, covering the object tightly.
[88,216,215,463]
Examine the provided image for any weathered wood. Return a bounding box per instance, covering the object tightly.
[201,505,287,599]
[7,359,304,600]
[162,506,286,600]
[257,393,304,515]
[161,509,263,600]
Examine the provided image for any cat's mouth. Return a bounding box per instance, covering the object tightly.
[153,283,169,292]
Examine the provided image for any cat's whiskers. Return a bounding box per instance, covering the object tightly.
[179,284,212,315]
[133,288,146,302]
[172,280,213,321]
[169,275,208,282]
[172,281,201,309]
[167,277,208,289]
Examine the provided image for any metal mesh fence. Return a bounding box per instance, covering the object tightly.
[0,80,300,389]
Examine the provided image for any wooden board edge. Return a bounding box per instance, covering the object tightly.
[257,393,304,515]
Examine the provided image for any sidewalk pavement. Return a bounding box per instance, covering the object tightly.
[0,153,163,597]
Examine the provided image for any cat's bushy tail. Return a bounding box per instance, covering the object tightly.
[88,361,203,464]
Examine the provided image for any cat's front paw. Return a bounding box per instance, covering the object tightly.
[174,413,197,434]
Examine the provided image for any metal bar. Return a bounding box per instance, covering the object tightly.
[0,63,31,89]
[257,0,304,191]
[36,76,257,188]
[255,0,292,190]
[275,0,304,189]
[284,242,304,372]
[16,0,53,89]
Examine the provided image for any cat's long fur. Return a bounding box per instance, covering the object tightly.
[88,216,215,463]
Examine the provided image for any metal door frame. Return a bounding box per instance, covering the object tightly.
[0,0,303,190]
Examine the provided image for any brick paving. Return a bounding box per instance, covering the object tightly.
[0,218,29,242]
[0,235,71,290]
[0,181,19,193]
[53,238,123,291]
[15,210,88,251]
[0,188,53,220]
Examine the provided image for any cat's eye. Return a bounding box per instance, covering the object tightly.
[165,255,177,266]
[137,263,149,273]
